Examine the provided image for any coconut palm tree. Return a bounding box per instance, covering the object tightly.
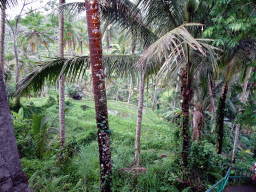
[84,0,112,189]
[215,39,256,154]
[59,0,65,149]
[202,0,256,154]
[137,21,218,166]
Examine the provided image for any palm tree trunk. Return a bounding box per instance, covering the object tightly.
[216,82,228,154]
[59,0,65,148]
[127,77,133,104]
[80,41,83,56]
[85,1,112,190]
[152,82,158,110]
[232,67,252,163]
[14,36,20,107]
[192,108,204,143]
[208,76,216,132]
[0,3,5,75]
[181,66,193,167]
[134,69,145,166]
[0,67,31,191]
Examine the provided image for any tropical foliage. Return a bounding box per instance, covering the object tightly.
[2,0,256,191]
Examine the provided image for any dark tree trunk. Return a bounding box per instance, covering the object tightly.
[0,2,5,75]
[232,67,252,163]
[216,82,228,154]
[0,67,30,191]
[181,66,193,167]
[85,0,112,191]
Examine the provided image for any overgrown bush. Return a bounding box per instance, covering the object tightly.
[67,84,83,100]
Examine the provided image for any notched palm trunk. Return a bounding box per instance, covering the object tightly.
[216,82,228,154]
[181,67,193,167]
[85,0,112,191]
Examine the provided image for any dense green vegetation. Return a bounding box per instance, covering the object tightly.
[9,91,256,191]
[1,0,256,191]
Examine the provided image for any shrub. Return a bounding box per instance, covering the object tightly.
[43,96,56,108]
[67,84,83,100]
[76,130,97,145]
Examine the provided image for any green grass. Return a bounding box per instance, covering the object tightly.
[24,96,174,152]
[19,96,176,191]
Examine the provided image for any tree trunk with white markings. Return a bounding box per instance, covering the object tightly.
[85,0,112,190]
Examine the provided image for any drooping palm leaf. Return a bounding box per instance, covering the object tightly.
[14,55,141,97]
[100,0,158,48]
[59,1,158,49]
[224,38,256,82]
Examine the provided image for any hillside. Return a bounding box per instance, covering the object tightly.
[17,96,177,191]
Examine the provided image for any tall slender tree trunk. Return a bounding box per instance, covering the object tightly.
[59,0,66,148]
[80,41,83,56]
[127,77,133,104]
[232,67,252,163]
[192,108,204,143]
[85,1,112,190]
[0,3,5,75]
[216,82,228,154]
[134,69,145,166]
[152,82,158,110]
[208,76,216,132]
[0,67,30,191]
[181,66,193,167]
[13,35,21,108]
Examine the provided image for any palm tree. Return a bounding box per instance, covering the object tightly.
[137,23,218,166]
[215,39,256,154]
[60,0,156,168]
[0,0,5,75]
[0,0,30,191]
[59,0,65,148]
[85,0,112,190]
[20,10,54,59]
[231,66,253,163]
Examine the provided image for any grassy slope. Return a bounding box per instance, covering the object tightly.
[20,96,176,191]
[25,96,174,155]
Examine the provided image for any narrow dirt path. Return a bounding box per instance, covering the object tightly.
[224,185,256,192]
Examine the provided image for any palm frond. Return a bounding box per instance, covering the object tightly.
[136,24,220,90]
[225,38,256,82]
[0,0,17,9]
[59,2,85,16]
[14,55,140,97]
[136,0,185,34]
[100,0,158,48]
